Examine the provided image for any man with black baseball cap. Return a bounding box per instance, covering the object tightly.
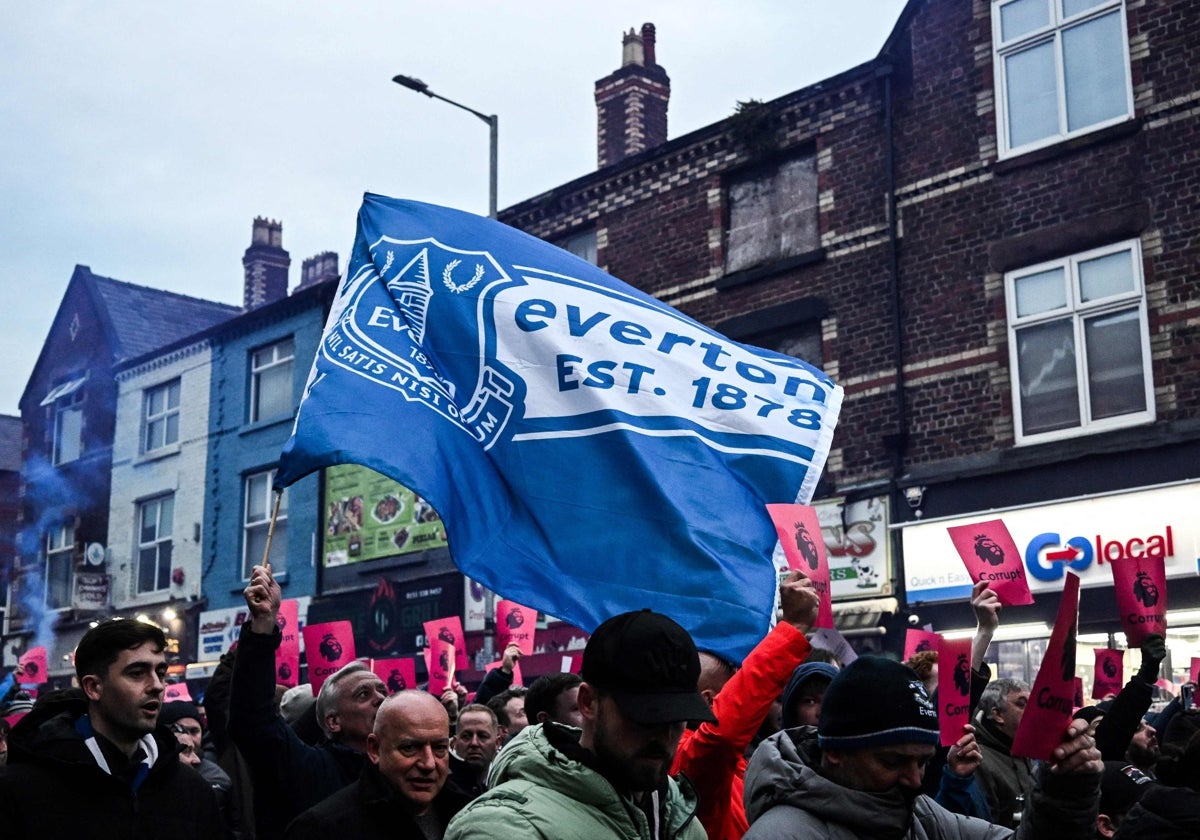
[744,656,1104,839]
[446,608,711,839]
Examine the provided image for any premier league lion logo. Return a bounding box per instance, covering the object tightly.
[973,534,1005,567]
[793,521,820,571]
[1133,571,1159,607]
[318,633,343,663]
[1060,627,1077,683]
[277,662,292,681]
[438,649,452,674]
[954,653,971,696]
[387,669,408,693]
[23,661,39,679]
[505,609,525,630]
[1102,657,1118,678]
[438,627,456,646]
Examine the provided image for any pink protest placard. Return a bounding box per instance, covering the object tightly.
[946,519,1034,606]
[937,636,973,747]
[1110,554,1168,646]
[18,646,48,685]
[1012,572,1081,761]
[1073,677,1084,710]
[372,657,417,694]
[904,628,942,661]
[164,682,193,702]
[485,658,524,687]
[1190,657,1200,685]
[767,503,833,628]
[496,600,537,656]
[1093,649,1124,699]
[425,638,456,696]
[275,599,301,687]
[423,616,469,671]
[302,620,357,693]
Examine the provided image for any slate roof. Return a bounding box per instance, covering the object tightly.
[85,268,241,362]
[0,414,20,472]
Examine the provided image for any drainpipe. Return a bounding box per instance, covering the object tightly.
[878,64,907,495]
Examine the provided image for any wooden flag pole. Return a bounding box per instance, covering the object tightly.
[260,490,283,573]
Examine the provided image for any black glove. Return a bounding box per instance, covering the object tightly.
[1136,634,1167,683]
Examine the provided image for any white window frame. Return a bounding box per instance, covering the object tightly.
[1006,239,1154,445]
[143,379,181,454]
[243,470,287,579]
[52,388,85,465]
[249,337,295,423]
[137,495,175,594]
[992,0,1134,159]
[45,521,75,610]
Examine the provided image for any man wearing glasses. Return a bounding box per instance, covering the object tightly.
[285,690,469,840]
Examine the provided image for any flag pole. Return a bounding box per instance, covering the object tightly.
[260,490,283,572]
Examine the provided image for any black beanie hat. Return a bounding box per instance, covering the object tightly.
[818,656,939,751]
[159,701,203,730]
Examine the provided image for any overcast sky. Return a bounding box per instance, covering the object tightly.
[0,1,907,416]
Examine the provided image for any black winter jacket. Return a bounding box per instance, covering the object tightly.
[284,760,468,840]
[227,623,366,840]
[0,690,222,840]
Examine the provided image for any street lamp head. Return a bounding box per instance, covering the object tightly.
[392,74,431,95]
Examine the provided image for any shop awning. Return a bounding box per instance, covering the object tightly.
[833,596,898,637]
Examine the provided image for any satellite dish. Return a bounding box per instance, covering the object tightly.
[85,542,106,567]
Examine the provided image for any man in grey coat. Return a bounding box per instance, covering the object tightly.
[743,657,1103,839]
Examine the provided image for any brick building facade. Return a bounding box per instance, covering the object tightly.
[501,0,1200,676]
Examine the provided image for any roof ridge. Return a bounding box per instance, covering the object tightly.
[90,272,240,312]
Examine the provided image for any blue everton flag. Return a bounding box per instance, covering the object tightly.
[278,195,842,661]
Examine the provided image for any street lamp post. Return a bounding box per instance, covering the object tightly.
[392,74,498,219]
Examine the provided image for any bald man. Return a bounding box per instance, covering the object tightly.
[285,691,469,840]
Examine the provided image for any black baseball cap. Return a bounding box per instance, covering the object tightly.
[582,609,716,725]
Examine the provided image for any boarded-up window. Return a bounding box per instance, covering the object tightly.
[749,321,823,369]
[726,156,819,274]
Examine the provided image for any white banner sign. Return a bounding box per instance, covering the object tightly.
[901,482,1200,604]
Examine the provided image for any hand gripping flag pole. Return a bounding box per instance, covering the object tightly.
[249,491,283,608]
[260,491,283,572]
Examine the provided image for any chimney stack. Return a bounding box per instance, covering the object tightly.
[296,251,340,291]
[242,217,290,309]
[594,22,670,168]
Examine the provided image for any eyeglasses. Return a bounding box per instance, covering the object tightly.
[395,739,450,758]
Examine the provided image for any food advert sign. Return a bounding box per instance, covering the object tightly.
[323,464,448,567]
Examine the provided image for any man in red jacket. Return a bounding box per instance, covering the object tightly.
[669,570,820,840]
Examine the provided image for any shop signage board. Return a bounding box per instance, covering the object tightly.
[815,496,893,598]
[900,482,1199,604]
[196,596,311,660]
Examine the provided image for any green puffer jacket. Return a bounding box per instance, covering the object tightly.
[445,722,705,840]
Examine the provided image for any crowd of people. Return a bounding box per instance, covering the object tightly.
[0,563,1198,839]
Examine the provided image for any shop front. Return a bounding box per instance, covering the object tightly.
[897,480,1200,690]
